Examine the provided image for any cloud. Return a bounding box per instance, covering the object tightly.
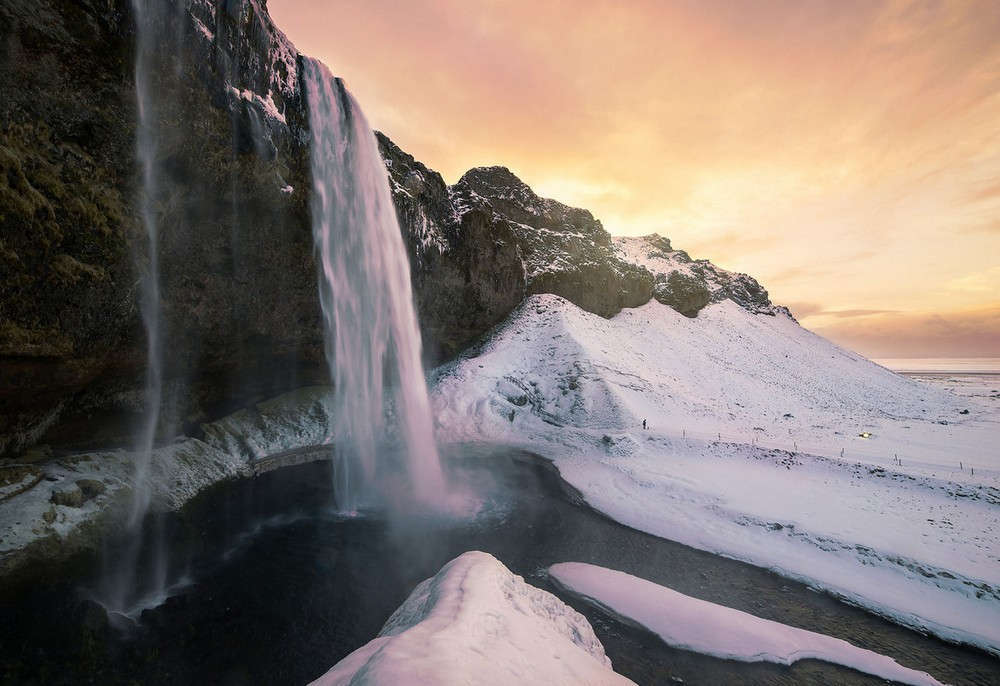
[946,266,1000,293]
[790,305,900,321]
[785,302,825,319]
[532,177,634,207]
[809,305,1000,358]
[967,180,1000,203]
[823,309,901,319]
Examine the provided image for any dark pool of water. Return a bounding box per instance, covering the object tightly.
[1,446,997,685]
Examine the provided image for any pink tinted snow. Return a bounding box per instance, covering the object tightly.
[549,562,945,686]
[309,552,633,686]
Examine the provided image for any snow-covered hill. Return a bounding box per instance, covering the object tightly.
[430,294,1000,654]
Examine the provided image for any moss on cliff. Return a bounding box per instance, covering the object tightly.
[0,122,129,356]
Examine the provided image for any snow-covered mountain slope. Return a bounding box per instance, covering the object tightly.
[309,551,633,686]
[430,294,1000,654]
[549,562,943,686]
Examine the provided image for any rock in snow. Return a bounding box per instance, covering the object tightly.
[549,562,944,686]
[614,234,783,317]
[309,551,634,686]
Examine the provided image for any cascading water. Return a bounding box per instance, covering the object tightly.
[130,0,164,532]
[96,0,172,621]
[302,58,445,512]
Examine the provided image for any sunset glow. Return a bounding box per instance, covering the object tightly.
[269,0,1000,356]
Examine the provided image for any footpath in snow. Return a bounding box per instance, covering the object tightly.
[549,562,944,686]
[430,294,1000,654]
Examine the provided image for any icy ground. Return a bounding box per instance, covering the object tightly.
[430,294,1000,654]
[0,388,335,574]
[309,551,633,686]
[549,562,943,686]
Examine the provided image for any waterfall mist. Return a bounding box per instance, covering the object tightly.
[302,58,445,512]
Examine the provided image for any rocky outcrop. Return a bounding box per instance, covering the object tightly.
[376,146,657,358]
[614,234,787,317]
[377,134,527,361]
[450,166,653,317]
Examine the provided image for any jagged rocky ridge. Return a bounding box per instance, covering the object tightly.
[0,0,782,461]
[378,137,783,358]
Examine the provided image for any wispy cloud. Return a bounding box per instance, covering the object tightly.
[790,304,900,321]
[809,305,1000,358]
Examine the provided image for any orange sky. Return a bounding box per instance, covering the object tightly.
[269,0,1000,357]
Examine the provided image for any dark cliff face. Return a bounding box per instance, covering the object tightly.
[377,135,529,361]
[0,0,322,456]
[450,166,654,317]
[1,0,142,456]
[613,233,785,318]
[376,146,658,359]
[0,0,783,460]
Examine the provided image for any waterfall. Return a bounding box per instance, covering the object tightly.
[302,58,445,512]
[130,0,164,530]
[95,0,172,622]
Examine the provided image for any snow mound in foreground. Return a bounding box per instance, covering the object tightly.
[309,551,633,686]
[549,562,944,686]
[431,294,1000,654]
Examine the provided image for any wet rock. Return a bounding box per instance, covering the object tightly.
[80,598,111,633]
[75,478,106,500]
[48,478,105,508]
[20,445,53,464]
[50,484,85,508]
[0,0,320,457]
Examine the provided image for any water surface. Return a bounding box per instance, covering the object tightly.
[1,447,996,685]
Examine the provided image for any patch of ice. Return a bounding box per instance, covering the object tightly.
[0,388,336,573]
[0,437,246,571]
[191,15,213,42]
[549,562,944,686]
[201,386,335,462]
[227,86,287,126]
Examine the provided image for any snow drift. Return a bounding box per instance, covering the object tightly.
[309,551,633,686]
[549,562,944,686]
